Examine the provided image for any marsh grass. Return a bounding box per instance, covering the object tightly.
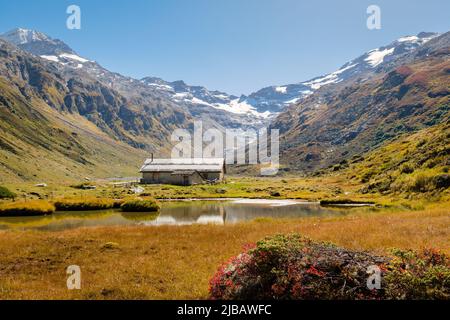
[54,197,121,211]
[0,200,55,216]
[120,198,159,212]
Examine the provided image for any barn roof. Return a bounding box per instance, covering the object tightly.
[140,158,225,173]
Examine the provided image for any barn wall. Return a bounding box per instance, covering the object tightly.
[189,173,204,185]
[203,172,222,181]
[141,172,184,185]
[141,171,223,185]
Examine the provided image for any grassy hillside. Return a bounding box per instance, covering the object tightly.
[0,76,147,183]
[323,122,450,201]
[0,38,187,183]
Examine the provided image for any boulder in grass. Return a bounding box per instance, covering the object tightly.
[35,183,48,187]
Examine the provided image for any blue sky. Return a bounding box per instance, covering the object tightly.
[0,0,449,95]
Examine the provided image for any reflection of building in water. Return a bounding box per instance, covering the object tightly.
[197,205,227,224]
[147,202,227,225]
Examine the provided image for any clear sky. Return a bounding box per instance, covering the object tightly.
[0,0,449,95]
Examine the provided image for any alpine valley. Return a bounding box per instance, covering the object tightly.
[0,14,449,302]
[0,28,448,182]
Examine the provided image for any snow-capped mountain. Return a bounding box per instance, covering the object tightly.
[140,77,272,119]
[239,32,439,115]
[1,28,49,45]
[0,28,439,126]
[141,31,438,121]
[0,28,95,70]
[0,28,269,130]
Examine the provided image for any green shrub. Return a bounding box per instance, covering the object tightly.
[407,174,449,193]
[416,139,427,148]
[361,170,376,183]
[385,248,450,299]
[54,197,118,211]
[269,191,281,197]
[410,174,432,192]
[0,200,55,216]
[424,159,439,169]
[400,163,414,174]
[432,174,450,189]
[215,188,227,194]
[209,234,450,300]
[0,186,16,199]
[120,198,159,212]
[361,178,392,194]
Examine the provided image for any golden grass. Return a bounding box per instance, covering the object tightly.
[120,198,159,212]
[0,206,448,299]
[0,200,55,216]
[53,197,120,211]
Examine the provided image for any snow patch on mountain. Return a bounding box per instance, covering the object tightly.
[397,34,436,44]
[39,52,92,69]
[59,53,90,63]
[398,36,420,43]
[364,48,395,67]
[146,82,174,92]
[275,86,287,93]
[227,99,272,118]
[304,64,357,89]
[40,55,59,62]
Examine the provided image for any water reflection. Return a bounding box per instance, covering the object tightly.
[0,199,350,231]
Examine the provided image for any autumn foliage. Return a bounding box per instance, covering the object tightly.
[210,234,450,300]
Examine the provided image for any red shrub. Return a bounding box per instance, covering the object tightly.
[209,234,450,300]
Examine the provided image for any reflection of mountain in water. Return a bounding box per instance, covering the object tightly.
[224,203,335,222]
[148,201,339,225]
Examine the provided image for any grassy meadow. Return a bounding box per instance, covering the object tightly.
[0,205,447,299]
[0,164,448,299]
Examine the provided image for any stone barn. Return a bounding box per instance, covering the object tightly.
[140,158,226,185]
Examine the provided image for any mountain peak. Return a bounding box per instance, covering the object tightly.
[1,28,50,45]
[417,31,439,39]
[0,27,76,57]
[396,31,439,44]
